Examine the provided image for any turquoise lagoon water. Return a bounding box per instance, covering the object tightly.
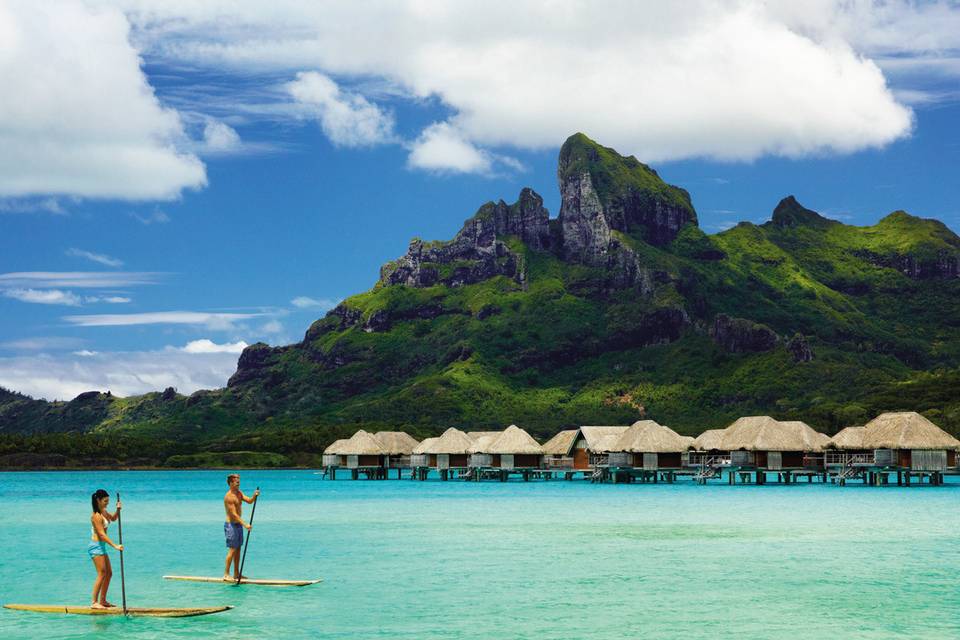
[0,470,958,639]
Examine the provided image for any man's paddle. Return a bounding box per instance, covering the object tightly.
[116,492,127,615]
[236,486,260,585]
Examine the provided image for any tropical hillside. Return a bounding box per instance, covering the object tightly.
[2,133,959,467]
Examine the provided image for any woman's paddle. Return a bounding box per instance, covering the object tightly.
[116,492,127,615]
[236,487,260,585]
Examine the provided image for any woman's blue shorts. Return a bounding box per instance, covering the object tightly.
[87,541,108,559]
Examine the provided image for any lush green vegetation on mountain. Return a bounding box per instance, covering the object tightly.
[2,133,959,468]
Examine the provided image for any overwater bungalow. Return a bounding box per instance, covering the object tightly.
[323,429,420,479]
[468,425,543,479]
[687,429,728,465]
[373,431,420,476]
[858,412,960,485]
[411,428,474,479]
[410,437,439,471]
[541,430,577,469]
[465,431,502,468]
[331,429,387,479]
[540,426,628,472]
[605,420,693,482]
[322,438,349,468]
[718,416,828,483]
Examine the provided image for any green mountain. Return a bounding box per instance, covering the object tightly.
[3,133,960,462]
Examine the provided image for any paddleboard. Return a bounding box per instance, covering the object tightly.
[163,575,322,587]
[3,604,232,617]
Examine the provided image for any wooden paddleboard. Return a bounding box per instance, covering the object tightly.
[3,604,232,617]
[163,575,322,587]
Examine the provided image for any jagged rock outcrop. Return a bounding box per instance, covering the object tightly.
[555,133,697,291]
[853,248,959,280]
[378,188,548,288]
[227,342,275,387]
[787,333,814,362]
[557,133,697,257]
[711,314,779,353]
[768,196,837,229]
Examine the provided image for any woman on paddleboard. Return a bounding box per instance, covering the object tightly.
[89,489,123,609]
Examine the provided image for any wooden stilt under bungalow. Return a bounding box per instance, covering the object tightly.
[717,416,828,484]
[604,420,693,483]
[468,425,543,480]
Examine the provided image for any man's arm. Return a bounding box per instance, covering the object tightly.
[241,489,260,504]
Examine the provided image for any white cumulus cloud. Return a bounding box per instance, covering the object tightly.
[117,1,921,164]
[408,122,493,174]
[0,1,206,200]
[0,347,244,400]
[286,71,397,147]
[180,339,248,354]
[200,119,242,154]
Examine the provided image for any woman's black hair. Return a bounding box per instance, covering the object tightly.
[91,489,109,513]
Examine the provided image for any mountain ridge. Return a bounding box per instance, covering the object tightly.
[2,132,959,451]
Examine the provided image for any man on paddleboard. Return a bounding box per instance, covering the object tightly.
[223,474,259,581]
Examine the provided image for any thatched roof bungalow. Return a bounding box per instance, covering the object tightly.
[860,412,960,470]
[469,425,543,469]
[827,426,866,450]
[410,437,439,468]
[321,438,349,467]
[719,416,827,469]
[541,430,578,468]
[334,429,387,469]
[606,420,692,470]
[411,428,474,470]
[540,426,628,469]
[692,429,726,452]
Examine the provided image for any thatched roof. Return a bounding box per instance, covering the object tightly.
[373,431,419,455]
[861,412,960,450]
[338,429,385,455]
[609,420,692,453]
[466,431,501,453]
[826,426,866,450]
[779,421,830,451]
[476,425,543,454]
[578,426,630,451]
[592,434,625,453]
[466,431,501,441]
[323,438,349,455]
[412,437,439,455]
[541,430,577,455]
[417,428,475,454]
[718,416,826,452]
[692,429,725,451]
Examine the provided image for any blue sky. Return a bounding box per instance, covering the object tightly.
[1,1,959,400]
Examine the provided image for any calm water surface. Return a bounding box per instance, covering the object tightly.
[0,470,957,639]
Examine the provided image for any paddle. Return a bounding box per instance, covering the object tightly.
[236,486,260,585]
[116,492,127,615]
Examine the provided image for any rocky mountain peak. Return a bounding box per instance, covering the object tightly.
[769,196,835,229]
[557,133,697,259]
